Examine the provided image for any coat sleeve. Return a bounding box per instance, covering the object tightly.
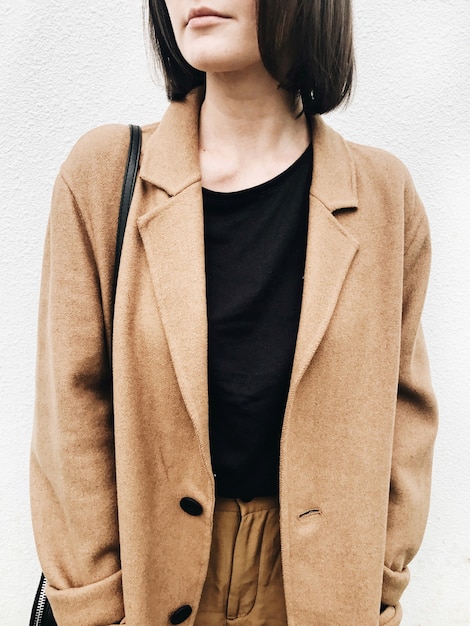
[381,178,438,607]
[30,169,125,626]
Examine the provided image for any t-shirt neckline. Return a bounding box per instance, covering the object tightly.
[202,143,313,199]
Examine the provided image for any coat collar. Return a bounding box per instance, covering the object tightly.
[137,90,359,475]
[139,90,202,197]
[139,88,358,213]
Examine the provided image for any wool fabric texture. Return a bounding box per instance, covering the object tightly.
[30,89,437,626]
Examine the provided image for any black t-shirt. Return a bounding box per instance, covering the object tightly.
[203,145,312,499]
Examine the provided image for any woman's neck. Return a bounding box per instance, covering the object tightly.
[199,65,310,192]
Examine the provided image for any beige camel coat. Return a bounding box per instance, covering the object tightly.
[31,90,437,626]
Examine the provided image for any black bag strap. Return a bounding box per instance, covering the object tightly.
[30,124,142,626]
[112,124,142,301]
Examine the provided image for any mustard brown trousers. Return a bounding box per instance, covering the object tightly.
[195,496,287,626]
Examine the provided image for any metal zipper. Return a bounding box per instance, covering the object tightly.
[32,576,47,626]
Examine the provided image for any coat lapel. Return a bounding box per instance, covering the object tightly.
[290,117,359,392]
[136,91,211,470]
[290,199,358,390]
[135,94,360,459]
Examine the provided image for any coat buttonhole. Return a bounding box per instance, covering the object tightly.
[298,508,322,520]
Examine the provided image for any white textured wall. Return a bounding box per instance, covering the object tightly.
[1,1,469,624]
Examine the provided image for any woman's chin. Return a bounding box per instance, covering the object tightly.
[181,39,261,77]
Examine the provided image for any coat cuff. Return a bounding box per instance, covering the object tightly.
[382,564,410,606]
[46,570,124,626]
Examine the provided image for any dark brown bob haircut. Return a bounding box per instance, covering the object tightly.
[148,0,354,116]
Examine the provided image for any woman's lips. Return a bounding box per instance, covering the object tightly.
[187,7,229,26]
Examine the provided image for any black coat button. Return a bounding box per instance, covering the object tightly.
[170,604,192,624]
[180,497,203,516]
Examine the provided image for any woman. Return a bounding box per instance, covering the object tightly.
[30,1,438,625]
